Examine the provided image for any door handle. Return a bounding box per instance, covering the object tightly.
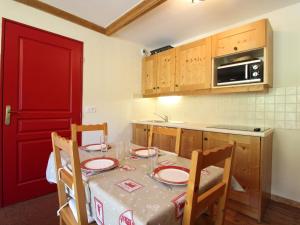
[5,105,17,125]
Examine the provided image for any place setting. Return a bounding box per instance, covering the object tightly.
[80,140,132,177]
[79,135,111,152]
[136,146,190,190]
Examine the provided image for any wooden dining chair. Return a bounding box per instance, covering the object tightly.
[71,123,108,143]
[148,125,182,155]
[51,132,96,225]
[182,143,236,225]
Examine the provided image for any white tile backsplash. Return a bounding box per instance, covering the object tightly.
[275,112,285,120]
[286,87,297,95]
[256,104,265,112]
[256,96,265,104]
[276,87,286,95]
[154,87,300,130]
[265,96,275,104]
[286,95,297,104]
[275,104,285,112]
[275,96,285,104]
[285,112,297,121]
[286,104,297,112]
[265,104,275,112]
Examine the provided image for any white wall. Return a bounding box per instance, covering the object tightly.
[132,3,300,202]
[0,0,153,143]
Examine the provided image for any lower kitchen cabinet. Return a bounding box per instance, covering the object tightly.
[203,131,272,222]
[132,124,148,146]
[131,124,175,152]
[179,129,203,159]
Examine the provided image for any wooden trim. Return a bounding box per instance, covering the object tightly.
[271,194,300,209]
[105,0,167,35]
[15,0,106,34]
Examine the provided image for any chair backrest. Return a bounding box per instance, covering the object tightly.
[71,123,108,143]
[148,125,182,155]
[51,132,88,225]
[183,143,236,225]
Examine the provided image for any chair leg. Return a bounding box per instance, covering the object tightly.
[60,217,66,225]
[215,195,226,225]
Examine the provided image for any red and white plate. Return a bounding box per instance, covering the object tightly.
[80,143,111,151]
[81,157,119,171]
[130,148,157,158]
[153,166,190,185]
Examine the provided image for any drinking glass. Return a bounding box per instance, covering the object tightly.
[99,135,108,153]
[148,147,159,173]
[124,141,131,159]
[115,141,125,163]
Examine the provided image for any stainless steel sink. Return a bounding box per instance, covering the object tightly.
[141,120,165,123]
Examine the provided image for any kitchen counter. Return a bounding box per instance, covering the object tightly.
[131,120,273,137]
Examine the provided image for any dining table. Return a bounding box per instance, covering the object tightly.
[46,143,242,225]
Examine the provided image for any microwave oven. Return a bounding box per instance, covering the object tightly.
[216,59,263,86]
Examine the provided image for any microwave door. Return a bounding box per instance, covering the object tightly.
[217,64,246,86]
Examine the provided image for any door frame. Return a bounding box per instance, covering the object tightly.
[0,18,6,208]
[0,18,84,207]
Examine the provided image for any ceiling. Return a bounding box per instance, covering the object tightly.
[41,0,300,49]
[41,0,143,27]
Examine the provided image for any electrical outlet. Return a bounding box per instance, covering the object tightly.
[85,106,97,113]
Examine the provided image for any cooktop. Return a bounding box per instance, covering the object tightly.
[207,125,269,132]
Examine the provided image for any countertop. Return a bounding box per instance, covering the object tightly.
[131,120,273,137]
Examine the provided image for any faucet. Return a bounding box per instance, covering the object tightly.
[154,113,168,122]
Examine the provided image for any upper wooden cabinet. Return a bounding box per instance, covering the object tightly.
[156,49,176,94]
[212,19,269,57]
[175,38,212,92]
[142,55,157,96]
[142,49,175,96]
[141,18,273,96]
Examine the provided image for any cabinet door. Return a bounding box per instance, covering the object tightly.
[212,19,266,57]
[175,38,212,91]
[152,132,176,153]
[203,132,261,209]
[132,124,148,146]
[156,49,176,94]
[180,129,203,159]
[142,55,157,96]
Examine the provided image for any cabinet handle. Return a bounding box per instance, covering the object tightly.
[175,84,179,87]
[157,86,160,89]
[204,137,208,141]
[153,87,156,90]
[234,46,238,51]
[144,129,147,131]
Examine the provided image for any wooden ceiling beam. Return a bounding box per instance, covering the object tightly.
[14,0,167,36]
[105,0,167,35]
[14,0,106,34]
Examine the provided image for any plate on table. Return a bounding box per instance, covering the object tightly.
[80,144,111,151]
[153,166,190,185]
[131,148,157,158]
[81,157,119,171]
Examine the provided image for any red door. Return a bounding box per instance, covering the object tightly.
[1,19,83,206]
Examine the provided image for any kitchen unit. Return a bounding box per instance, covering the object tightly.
[141,19,273,97]
[131,122,272,222]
